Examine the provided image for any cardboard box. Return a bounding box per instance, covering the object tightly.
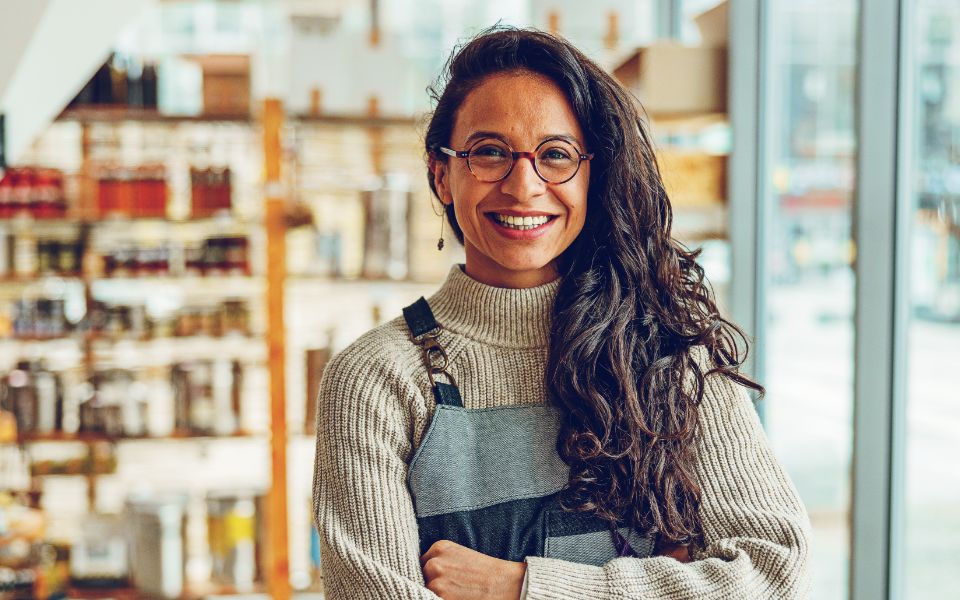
[656,150,727,208]
[191,54,251,116]
[694,1,728,47]
[613,42,727,115]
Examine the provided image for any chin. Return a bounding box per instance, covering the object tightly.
[494,255,556,273]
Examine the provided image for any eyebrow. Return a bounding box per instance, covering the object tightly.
[462,130,585,149]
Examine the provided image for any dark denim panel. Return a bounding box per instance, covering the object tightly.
[416,493,556,561]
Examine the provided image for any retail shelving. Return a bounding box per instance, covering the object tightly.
[2,91,462,598]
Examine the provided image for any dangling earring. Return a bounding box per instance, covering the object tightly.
[437,214,445,251]
[432,199,446,251]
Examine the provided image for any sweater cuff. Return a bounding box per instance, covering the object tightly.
[523,556,608,599]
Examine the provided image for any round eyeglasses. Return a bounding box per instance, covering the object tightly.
[435,137,594,185]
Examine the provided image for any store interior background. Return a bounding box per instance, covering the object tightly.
[0,0,957,599]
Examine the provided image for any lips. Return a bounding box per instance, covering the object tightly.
[485,210,558,218]
[484,212,558,240]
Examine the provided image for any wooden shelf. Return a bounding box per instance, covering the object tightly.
[0,274,84,284]
[647,111,728,132]
[88,333,258,343]
[293,112,418,127]
[88,274,262,290]
[67,582,269,599]
[285,273,442,285]
[19,430,263,443]
[58,106,254,124]
[0,214,259,227]
[0,334,85,343]
[0,333,258,345]
[57,106,418,128]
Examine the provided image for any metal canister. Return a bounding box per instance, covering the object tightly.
[125,492,188,599]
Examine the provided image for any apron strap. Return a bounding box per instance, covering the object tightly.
[403,297,464,408]
[402,297,439,338]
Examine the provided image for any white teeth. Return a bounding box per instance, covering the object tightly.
[492,213,551,230]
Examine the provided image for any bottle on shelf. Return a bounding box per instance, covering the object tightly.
[79,371,124,438]
[67,52,161,111]
[191,165,233,218]
[361,173,411,280]
[206,489,264,591]
[109,54,129,107]
[33,360,62,435]
[0,361,64,436]
[2,362,37,434]
[141,62,159,109]
[171,359,245,436]
[13,227,37,277]
[127,57,144,109]
[0,168,68,220]
[95,163,168,219]
[93,55,114,105]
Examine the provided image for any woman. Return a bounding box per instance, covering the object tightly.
[312,27,811,600]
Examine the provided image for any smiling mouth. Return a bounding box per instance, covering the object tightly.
[486,212,559,231]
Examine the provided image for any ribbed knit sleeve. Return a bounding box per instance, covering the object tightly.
[522,347,813,600]
[311,336,441,600]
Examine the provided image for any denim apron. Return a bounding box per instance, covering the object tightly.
[402,296,655,566]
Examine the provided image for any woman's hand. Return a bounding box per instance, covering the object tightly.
[655,540,693,563]
[420,539,526,600]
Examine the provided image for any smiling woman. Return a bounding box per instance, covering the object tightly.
[312,26,811,600]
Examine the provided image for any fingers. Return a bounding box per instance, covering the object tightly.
[420,539,455,566]
[658,543,692,563]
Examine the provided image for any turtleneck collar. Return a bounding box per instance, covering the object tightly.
[426,263,561,348]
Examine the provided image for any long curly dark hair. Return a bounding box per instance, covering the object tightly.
[423,26,764,548]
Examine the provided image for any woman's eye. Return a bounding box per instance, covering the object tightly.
[474,145,507,158]
[541,148,572,161]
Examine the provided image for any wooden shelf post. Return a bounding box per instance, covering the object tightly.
[263,97,292,600]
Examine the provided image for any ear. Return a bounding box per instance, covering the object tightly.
[430,156,454,207]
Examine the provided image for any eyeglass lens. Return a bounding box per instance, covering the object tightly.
[467,138,582,183]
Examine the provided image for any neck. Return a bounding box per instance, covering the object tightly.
[463,247,561,289]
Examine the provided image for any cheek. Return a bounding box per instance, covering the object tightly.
[450,173,491,212]
[565,187,589,228]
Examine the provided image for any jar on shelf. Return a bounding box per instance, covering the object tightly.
[221,299,250,336]
[125,492,188,599]
[206,489,261,591]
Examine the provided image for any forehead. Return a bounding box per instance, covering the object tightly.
[451,71,584,146]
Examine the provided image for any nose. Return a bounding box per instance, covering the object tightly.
[498,154,546,200]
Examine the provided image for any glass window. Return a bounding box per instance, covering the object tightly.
[762,1,858,598]
[902,1,960,597]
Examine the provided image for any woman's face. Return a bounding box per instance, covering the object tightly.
[431,70,590,289]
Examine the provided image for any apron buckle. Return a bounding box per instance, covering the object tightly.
[412,325,455,387]
[420,336,449,373]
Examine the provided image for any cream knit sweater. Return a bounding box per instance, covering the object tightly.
[312,263,812,599]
